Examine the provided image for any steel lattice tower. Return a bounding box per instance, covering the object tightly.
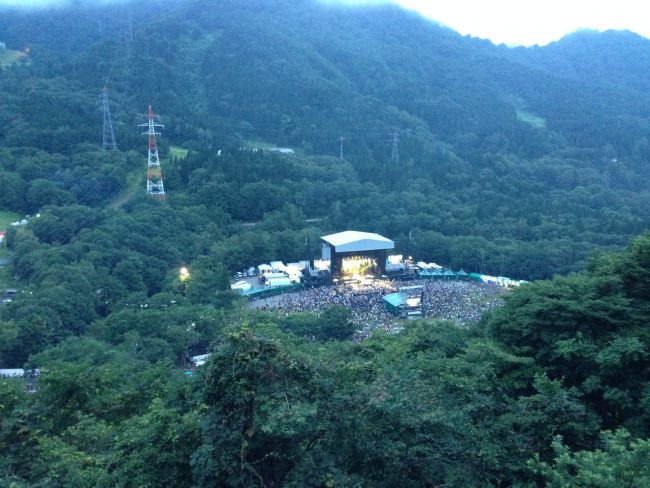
[101,87,117,150]
[390,130,400,165]
[139,105,166,199]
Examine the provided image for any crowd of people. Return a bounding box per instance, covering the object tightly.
[419,279,504,324]
[277,284,395,334]
[252,278,505,339]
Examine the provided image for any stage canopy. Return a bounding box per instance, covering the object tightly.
[321,231,394,253]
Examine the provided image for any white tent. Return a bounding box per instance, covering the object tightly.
[321,230,394,253]
[265,276,292,287]
[416,261,442,270]
[285,264,303,281]
[270,261,285,272]
[231,280,252,291]
[257,263,273,274]
[0,369,25,378]
[191,354,211,367]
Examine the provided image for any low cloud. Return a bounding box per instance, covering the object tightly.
[317,0,394,6]
[0,0,126,8]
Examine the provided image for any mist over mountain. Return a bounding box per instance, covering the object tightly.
[508,29,650,94]
[0,0,648,279]
[1,1,650,487]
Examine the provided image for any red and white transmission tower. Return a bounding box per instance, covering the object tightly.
[139,105,165,199]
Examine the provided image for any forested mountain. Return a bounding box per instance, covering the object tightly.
[0,0,648,279]
[1,0,650,486]
[510,29,650,95]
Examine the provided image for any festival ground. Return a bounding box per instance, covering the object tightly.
[248,278,505,339]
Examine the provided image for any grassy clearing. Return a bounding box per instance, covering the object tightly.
[0,210,21,232]
[169,145,189,160]
[0,49,27,68]
[516,109,547,129]
[111,145,183,209]
[110,171,143,209]
[503,94,547,129]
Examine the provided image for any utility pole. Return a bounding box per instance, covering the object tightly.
[338,135,345,159]
[390,130,400,164]
[101,87,117,150]
[139,105,166,200]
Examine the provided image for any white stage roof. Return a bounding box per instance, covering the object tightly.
[321,231,394,253]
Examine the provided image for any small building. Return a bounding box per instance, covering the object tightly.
[259,272,286,283]
[383,293,405,316]
[0,369,25,378]
[1,288,17,304]
[191,354,211,367]
[383,285,423,318]
[257,263,273,275]
[268,147,294,154]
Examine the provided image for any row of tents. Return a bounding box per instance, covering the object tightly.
[416,268,529,288]
[416,268,470,279]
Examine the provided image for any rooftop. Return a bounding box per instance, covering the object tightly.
[321,230,394,252]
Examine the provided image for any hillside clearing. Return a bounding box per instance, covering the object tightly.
[110,171,143,209]
[0,210,21,232]
[169,145,189,160]
[0,49,27,67]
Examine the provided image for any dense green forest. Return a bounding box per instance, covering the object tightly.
[1,233,649,486]
[1,0,649,485]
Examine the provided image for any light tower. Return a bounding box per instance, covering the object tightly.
[101,86,117,150]
[139,105,166,199]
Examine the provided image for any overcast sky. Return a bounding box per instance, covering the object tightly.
[1,0,648,47]
[323,0,650,46]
